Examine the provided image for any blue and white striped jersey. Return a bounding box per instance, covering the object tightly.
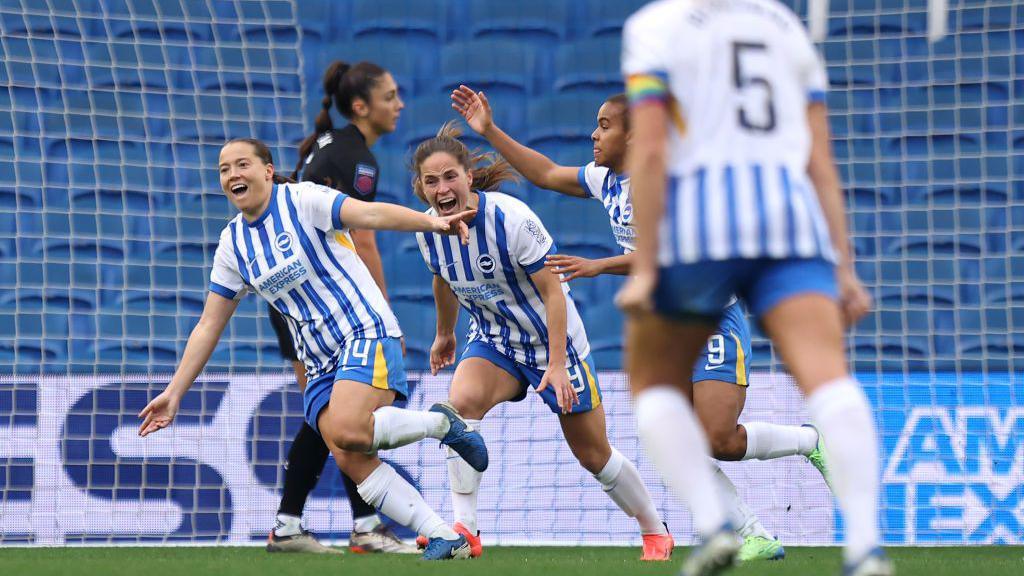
[578,162,635,253]
[416,191,590,370]
[209,181,402,379]
[621,0,836,266]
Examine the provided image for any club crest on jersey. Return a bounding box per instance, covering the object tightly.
[275,232,293,252]
[354,163,377,196]
[621,203,633,223]
[476,254,496,274]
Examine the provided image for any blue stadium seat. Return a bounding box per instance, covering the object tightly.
[958,333,1024,363]
[190,48,298,95]
[351,0,445,44]
[385,244,434,288]
[848,335,931,368]
[11,339,65,364]
[543,196,614,248]
[3,36,32,62]
[384,300,434,367]
[390,96,459,151]
[554,39,622,95]
[3,288,98,313]
[296,0,342,44]
[239,21,301,46]
[316,39,427,101]
[526,93,607,156]
[373,149,416,205]
[468,0,567,43]
[440,41,539,98]
[0,188,38,211]
[0,155,13,180]
[389,95,519,155]
[42,237,125,263]
[0,12,83,38]
[575,0,649,39]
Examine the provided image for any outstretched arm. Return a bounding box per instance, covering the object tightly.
[340,197,475,244]
[545,252,633,281]
[452,85,586,198]
[138,292,239,436]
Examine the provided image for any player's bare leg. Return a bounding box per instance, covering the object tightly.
[694,380,783,561]
[627,312,739,574]
[439,358,524,557]
[559,405,672,560]
[761,294,887,574]
[317,382,472,560]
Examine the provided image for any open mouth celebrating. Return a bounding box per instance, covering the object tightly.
[230,182,249,196]
[437,196,458,214]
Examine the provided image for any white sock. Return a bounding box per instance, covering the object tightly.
[635,386,726,536]
[448,419,483,534]
[370,406,449,451]
[710,461,772,540]
[357,462,458,540]
[742,422,819,460]
[594,447,666,535]
[274,513,303,537]
[353,514,381,533]
[806,378,880,563]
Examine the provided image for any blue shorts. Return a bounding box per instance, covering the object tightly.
[303,337,408,434]
[653,257,838,323]
[691,301,752,387]
[461,341,602,415]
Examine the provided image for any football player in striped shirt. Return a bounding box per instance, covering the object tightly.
[452,84,838,562]
[269,58,413,556]
[137,138,485,560]
[411,123,674,561]
[619,1,885,575]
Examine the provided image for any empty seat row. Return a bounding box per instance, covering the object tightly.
[304,0,647,44]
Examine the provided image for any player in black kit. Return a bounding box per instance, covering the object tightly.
[266,59,416,555]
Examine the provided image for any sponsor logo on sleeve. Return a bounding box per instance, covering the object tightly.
[523,219,548,246]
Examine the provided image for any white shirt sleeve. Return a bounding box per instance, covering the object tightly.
[576,162,610,201]
[621,5,673,78]
[509,208,555,274]
[789,14,828,103]
[802,45,828,103]
[290,181,349,232]
[209,226,246,300]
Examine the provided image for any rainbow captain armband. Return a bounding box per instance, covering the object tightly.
[626,72,670,106]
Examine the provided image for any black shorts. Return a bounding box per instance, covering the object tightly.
[268,304,299,362]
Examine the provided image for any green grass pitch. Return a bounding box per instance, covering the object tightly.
[1,546,1022,576]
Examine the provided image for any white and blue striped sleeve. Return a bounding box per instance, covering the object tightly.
[510,210,555,274]
[415,231,439,275]
[292,181,349,232]
[576,162,608,201]
[209,227,245,300]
